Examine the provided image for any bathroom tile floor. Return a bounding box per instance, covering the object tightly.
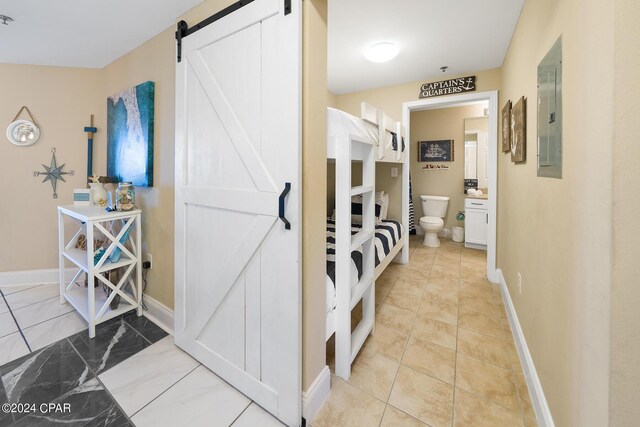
[313,235,538,427]
[0,285,282,426]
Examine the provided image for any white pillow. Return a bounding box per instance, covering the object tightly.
[380,193,389,220]
[375,191,385,204]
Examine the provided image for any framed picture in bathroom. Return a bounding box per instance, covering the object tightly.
[418,140,454,162]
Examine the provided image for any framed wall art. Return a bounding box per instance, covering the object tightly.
[107,81,155,187]
[510,96,526,163]
[502,100,511,153]
[418,140,454,162]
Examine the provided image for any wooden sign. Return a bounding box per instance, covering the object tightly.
[419,76,476,99]
[510,96,526,163]
[501,100,512,153]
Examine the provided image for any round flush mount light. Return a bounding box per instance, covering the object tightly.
[364,42,399,63]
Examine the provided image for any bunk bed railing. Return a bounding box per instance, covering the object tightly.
[360,102,401,161]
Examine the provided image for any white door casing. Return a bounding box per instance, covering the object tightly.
[174,1,301,425]
[403,91,499,283]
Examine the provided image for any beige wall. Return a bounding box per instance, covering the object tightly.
[410,105,486,229]
[498,0,614,425]
[334,69,501,222]
[302,0,328,391]
[465,116,488,134]
[335,68,502,123]
[0,64,102,272]
[327,91,338,108]
[94,27,178,308]
[609,0,640,423]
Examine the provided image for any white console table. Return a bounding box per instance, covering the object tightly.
[58,205,142,338]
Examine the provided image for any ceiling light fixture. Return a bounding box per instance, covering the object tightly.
[364,42,399,63]
[0,15,13,25]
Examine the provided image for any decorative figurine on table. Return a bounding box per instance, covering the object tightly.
[88,175,108,207]
[116,182,135,211]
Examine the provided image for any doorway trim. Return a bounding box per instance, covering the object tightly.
[403,90,499,283]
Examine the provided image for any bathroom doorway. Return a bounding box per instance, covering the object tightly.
[403,91,499,282]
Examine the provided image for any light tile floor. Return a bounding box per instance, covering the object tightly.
[314,236,538,427]
[0,284,85,365]
[101,336,283,427]
[0,284,284,426]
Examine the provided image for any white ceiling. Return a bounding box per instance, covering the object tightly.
[0,0,203,68]
[328,0,525,94]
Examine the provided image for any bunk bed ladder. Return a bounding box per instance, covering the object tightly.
[334,134,376,380]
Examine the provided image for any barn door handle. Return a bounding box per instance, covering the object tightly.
[279,182,291,230]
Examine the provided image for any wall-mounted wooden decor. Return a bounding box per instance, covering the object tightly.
[510,97,526,163]
[419,76,476,99]
[501,100,511,153]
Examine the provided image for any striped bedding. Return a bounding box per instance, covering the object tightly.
[326,219,403,310]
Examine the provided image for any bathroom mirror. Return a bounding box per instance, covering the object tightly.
[464,117,489,188]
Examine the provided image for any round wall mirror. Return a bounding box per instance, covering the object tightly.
[6,119,40,146]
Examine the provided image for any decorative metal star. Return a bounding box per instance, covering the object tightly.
[33,148,74,199]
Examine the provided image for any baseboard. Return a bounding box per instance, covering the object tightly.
[142,295,174,335]
[0,269,175,334]
[302,366,331,422]
[496,269,555,427]
[0,268,78,287]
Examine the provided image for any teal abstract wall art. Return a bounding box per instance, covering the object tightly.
[107,81,154,187]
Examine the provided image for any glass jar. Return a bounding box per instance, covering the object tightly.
[116,182,135,211]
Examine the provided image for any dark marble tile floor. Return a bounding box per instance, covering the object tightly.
[68,319,150,375]
[0,311,167,426]
[121,312,167,345]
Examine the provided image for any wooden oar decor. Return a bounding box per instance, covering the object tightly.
[84,114,97,178]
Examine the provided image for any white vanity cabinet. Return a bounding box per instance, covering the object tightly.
[465,198,488,249]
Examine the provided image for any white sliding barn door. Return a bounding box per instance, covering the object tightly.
[174,1,301,425]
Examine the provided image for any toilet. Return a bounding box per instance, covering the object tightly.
[419,195,450,247]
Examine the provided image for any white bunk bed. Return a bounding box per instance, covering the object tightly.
[326,103,409,380]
